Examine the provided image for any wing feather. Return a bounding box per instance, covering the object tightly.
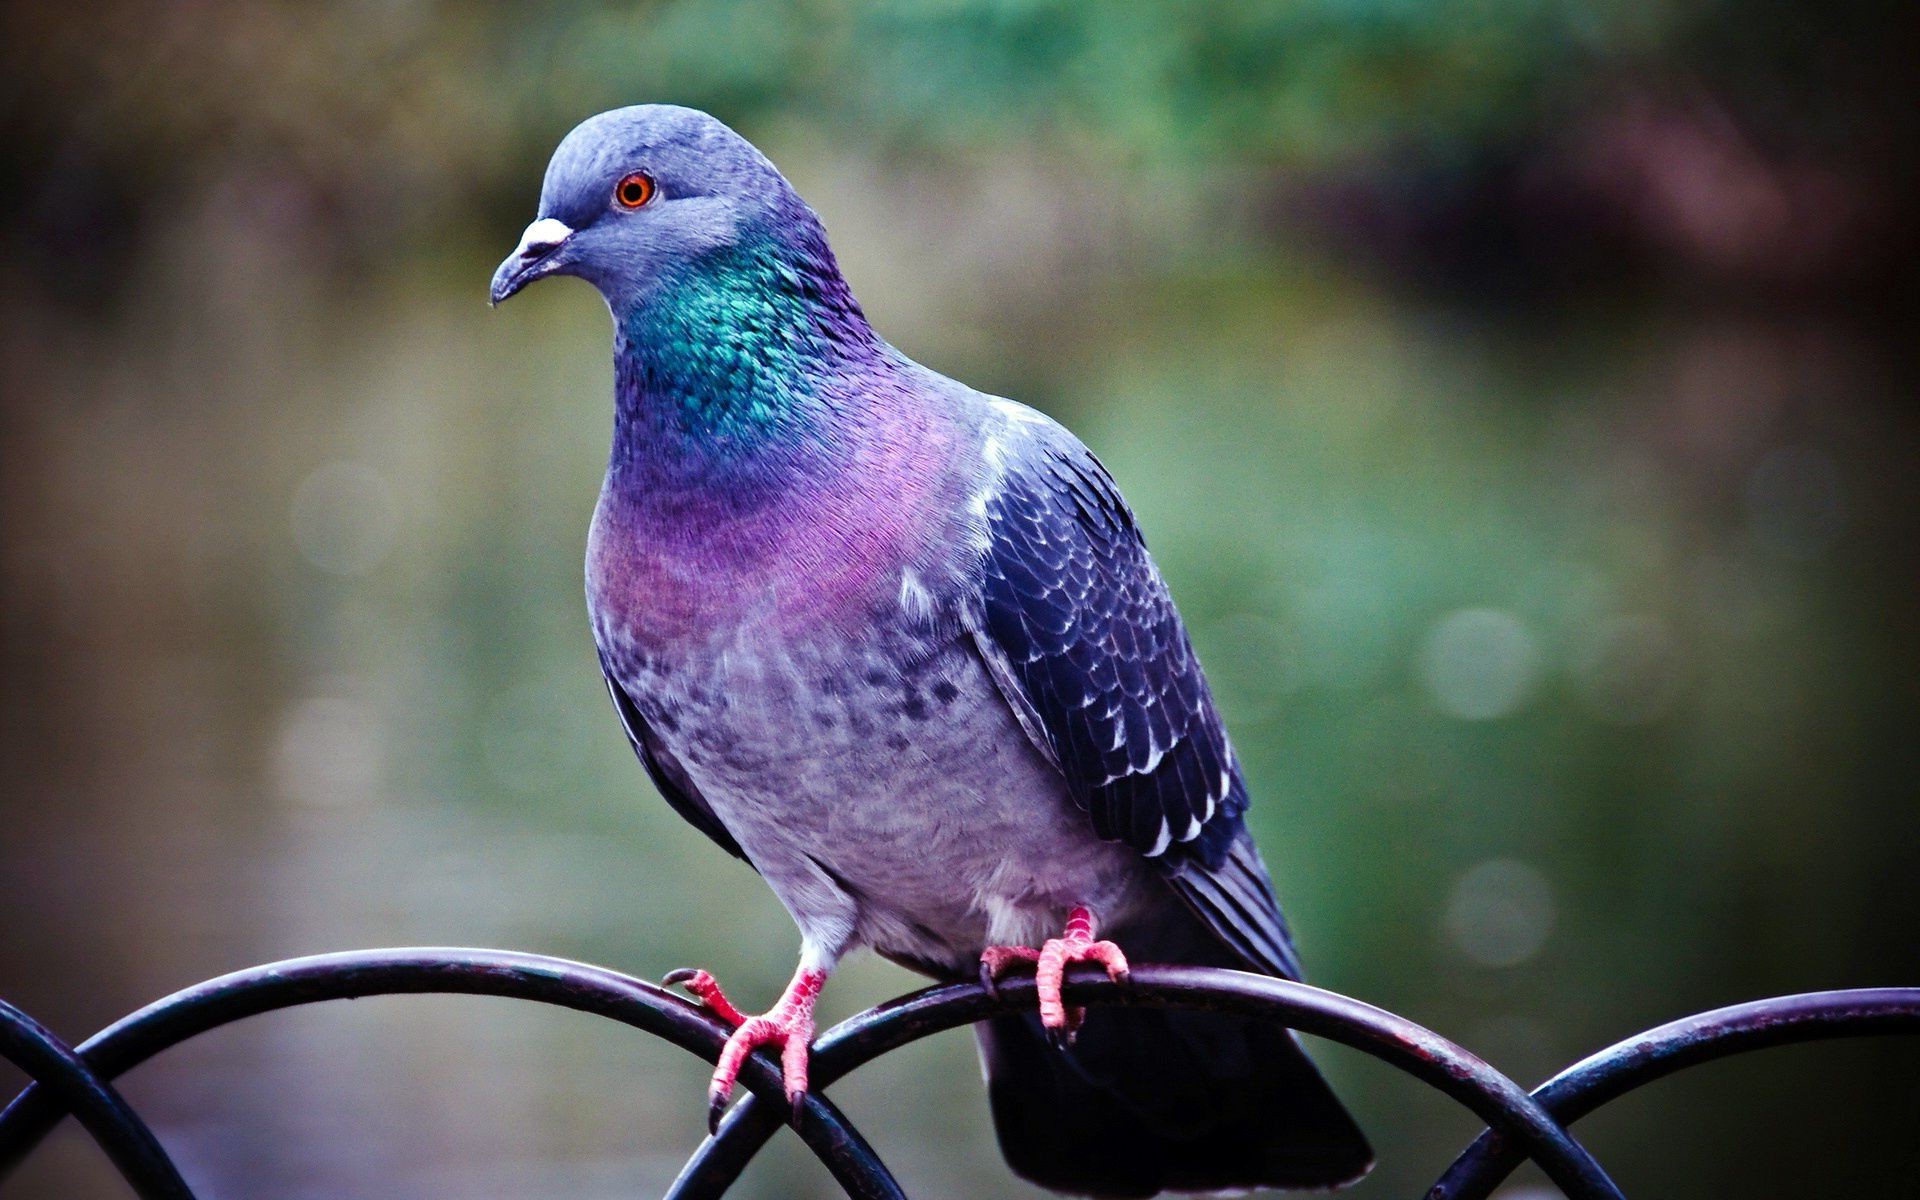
[969,411,1304,977]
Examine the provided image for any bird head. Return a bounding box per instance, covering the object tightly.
[489,105,800,315]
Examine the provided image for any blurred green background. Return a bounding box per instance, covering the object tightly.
[2,3,1916,1198]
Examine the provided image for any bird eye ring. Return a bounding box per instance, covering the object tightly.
[615,172,656,209]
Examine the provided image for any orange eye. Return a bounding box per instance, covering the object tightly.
[615,172,656,209]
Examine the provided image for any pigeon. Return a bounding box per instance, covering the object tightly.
[491,105,1373,1196]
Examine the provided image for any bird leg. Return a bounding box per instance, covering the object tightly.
[665,963,826,1131]
[980,905,1130,1044]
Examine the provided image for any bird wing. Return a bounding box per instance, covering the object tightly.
[599,656,750,865]
[969,410,1303,979]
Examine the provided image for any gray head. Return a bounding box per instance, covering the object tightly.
[489,106,812,314]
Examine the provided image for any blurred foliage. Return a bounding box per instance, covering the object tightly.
[6,0,1671,172]
[1,4,1916,1200]
[5,0,1912,309]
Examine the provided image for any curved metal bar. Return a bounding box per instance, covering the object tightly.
[669,964,1624,1200]
[0,948,903,1200]
[0,999,194,1200]
[20,951,1904,1200]
[1428,987,1920,1200]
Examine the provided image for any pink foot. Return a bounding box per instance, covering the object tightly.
[665,965,825,1131]
[979,906,1130,1044]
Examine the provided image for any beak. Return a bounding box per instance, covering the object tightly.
[490,217,575,305]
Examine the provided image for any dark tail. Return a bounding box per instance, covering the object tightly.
[977,1008,1371,1197]
[974,908,1372,1196]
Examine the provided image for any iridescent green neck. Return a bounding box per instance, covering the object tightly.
[613,227,876,454]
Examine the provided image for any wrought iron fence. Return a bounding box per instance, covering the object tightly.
[1,947,1914,1199]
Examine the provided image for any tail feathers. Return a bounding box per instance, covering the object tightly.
[977,1006,1373,1197]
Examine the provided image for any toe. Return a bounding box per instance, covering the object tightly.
[780,1031,812,1122]
[1035,940,1074,1028]
[707,1045,745,1134]
[667,968,749,1027]
[1086,940,1131,982]
[709,1019,764,1108]
[980,945,1040,979]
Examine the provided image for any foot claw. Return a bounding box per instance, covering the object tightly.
[984,906,1130,1043]
[662,967,700,987]
[978,958,1002,1000]
[707,1089,728,1136]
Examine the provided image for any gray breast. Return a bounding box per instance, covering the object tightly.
[602,617,1154,974]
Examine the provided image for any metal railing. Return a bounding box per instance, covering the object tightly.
[1,948,1914,1199]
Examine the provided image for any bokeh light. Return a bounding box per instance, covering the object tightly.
[1419,609,1542,722]
[1443,858,1557,969]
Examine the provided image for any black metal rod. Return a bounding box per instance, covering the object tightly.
[9,948,1912,1200]
[0,999,194,1200]
[670,964,1625,1200]
[0,948,904,1200]
[1427,986,1920,1200]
